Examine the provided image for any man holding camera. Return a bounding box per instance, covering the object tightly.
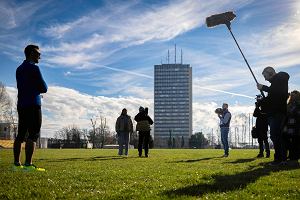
[216,103,231,157]
[257,66,289,165]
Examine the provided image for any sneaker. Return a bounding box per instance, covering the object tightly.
[222,154,229,157]
[145,154,149,158]
[257,153,264,158]
[280,161,287,166]
[12,164,24,172]
[23,164,46,172]
[287,160,300,167]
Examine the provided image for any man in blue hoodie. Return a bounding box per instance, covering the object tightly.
[257,66,289,166]
[13,44,48,171]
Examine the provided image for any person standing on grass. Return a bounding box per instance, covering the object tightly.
[257,66,289,166]
[115,108,133,156]
[13,44,47,172]
[253,95,270,158]
[217,103,231,157]
[282,90,300,166]
[134,107,153,157]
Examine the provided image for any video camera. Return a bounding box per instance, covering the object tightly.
[255,94,266,107]
[215,108,223,115]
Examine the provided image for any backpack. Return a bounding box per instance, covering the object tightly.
[136,120,150,131]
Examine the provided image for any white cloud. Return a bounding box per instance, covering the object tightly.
[40,0,253,67]
[7,86,255,141]
[239,1,300,70]
[0,0,49,29]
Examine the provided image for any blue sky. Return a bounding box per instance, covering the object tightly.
[1,0,300,138]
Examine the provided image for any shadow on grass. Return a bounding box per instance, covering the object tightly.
[171,157,220,163]
[36,156,134,162]
[227,158,256,164]
[163,163,299,198]
[85,156,135,161]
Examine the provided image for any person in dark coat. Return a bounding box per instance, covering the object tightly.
[134,107,153,157]
[282,90,300,166]
[257,66,289,165]
[115,108,133,156]
[253,95,270,158]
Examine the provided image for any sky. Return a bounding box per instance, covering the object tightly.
[0,0,300,139]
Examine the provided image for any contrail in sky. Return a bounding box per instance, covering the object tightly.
[103,65,153,79]
[197,86,254,99]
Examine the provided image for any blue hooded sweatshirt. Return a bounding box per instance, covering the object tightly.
[16,60,48,108]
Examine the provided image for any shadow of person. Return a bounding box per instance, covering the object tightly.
[85,156,135,161]
[163,162,299,198]
[36,155,127,163]
[170,157,219,163]
[227,158,256,164]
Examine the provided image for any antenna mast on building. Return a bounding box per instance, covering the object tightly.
[175,44,177,64]
[168,49,170,64]
[181,48,183,64]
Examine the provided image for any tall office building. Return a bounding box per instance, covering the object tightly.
[154,63,192,147]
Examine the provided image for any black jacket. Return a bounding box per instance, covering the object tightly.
[253,106,268,139]
[134,112,153,125]
[262,72,289,114]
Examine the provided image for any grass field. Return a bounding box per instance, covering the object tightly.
[1,149,300,199]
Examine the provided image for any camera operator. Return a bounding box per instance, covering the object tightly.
[257,66,289,165]
[253,95,270,158]
[216,103,231,157]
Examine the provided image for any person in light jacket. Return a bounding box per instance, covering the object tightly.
[217,103,231,157]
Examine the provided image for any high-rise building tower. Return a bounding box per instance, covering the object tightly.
[154,62,192,147]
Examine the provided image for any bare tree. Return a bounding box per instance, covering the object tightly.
[89,116,112,148]
[54,125,83,148]
[0,82,17,139]
[0,82,12,121]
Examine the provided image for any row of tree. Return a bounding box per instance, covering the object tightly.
[52,124,207,149]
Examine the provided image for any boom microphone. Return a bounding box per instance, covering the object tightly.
[205,11,265,98]
[206,11,236,28]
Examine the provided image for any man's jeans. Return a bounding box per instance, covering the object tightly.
[268,113,286,161]
[118,132,129,155]
[221,127,229,155]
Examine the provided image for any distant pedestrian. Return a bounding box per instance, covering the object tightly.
[257,66,289,165]
[216,103,231,157]
[282,90,300,166]
[115,108,133,156]
[134,107,153,157]
[253,95,270,158]
[13,44,48,172]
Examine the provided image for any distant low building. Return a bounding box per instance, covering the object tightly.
[37,137,48,148]
[0,122,16,140]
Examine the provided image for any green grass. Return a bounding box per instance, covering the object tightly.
[1,149,300,199]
